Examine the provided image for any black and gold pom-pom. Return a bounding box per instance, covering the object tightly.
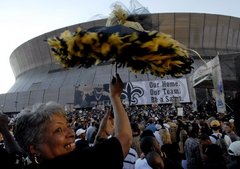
[48,25,193,77]
[48,3,194,77]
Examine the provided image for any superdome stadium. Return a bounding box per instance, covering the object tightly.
[1,12,240,114]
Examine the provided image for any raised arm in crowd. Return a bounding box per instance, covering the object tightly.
[12,73,132,169]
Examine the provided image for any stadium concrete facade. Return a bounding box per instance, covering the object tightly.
[1,12,240,114]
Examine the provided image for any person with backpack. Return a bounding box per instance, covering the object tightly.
[209,119,232,164]
[209,120,232,146]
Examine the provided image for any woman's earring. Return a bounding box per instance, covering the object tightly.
[34,154,40,164]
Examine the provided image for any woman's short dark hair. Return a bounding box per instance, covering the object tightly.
[140,136,156,155]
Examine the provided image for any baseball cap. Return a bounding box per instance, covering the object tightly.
[76,128,86,136]
[210,120,220,127]
[228,141,240,156]
[155,124,161,130]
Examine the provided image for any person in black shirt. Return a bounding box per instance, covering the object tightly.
[14,74,132,169]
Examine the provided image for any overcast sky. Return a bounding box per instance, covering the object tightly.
[1,0,240,94]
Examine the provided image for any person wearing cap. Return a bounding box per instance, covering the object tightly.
[153,124,163,147]
[209,120,232,147]
[75,128,89,150]
[153,119,172,148]
[209,119,232,164]
[145,118,157,133]
[85,120,98,146]
[227,141,240,169]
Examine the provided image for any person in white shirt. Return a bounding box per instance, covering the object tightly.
[123,147,139,169]
[135,136,164,169]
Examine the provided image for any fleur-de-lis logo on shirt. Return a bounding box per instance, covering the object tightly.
[122,82,144,105]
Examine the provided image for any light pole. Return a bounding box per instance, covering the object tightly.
[15,101,18,112]
[1,105,3,113]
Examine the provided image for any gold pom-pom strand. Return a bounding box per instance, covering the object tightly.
[113,29,193,78]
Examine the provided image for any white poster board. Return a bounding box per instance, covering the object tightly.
[177,107,184,116]
[122,78,190,105]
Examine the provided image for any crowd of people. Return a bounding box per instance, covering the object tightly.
[1,74,240,169]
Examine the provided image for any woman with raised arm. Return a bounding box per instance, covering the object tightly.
[14,74,132,169]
